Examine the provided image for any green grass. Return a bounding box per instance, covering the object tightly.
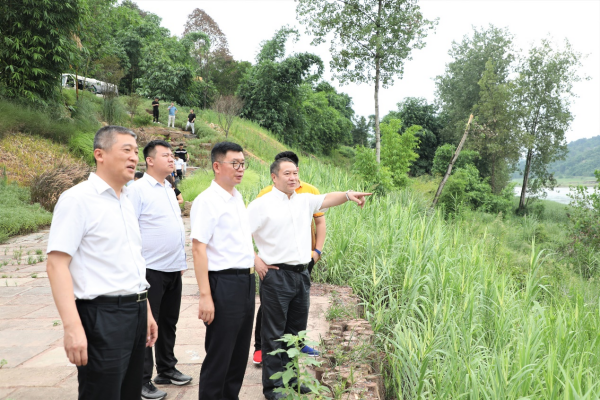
[0,180,52,243]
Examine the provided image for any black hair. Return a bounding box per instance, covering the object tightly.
[275,151,299,166]
[270,157,297,175]
[143,140,172,166]
[211,141,244,164]
[134,171,144,179]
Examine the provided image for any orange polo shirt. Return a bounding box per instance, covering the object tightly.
[256,181,324,255]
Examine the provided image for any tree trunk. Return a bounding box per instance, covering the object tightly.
[374,0,382,163]
[431,115,474,208]
[374,58,381,163]
[518,148,533,212]
[75,68,79,101]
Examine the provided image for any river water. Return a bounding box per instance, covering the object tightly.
[513,186,595,205]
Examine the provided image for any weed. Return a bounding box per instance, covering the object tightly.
[31,273,37,278]
[27,256,36,265]
[53,320,61,327]
[37,255,44,263]
[0,359,6,368]
[35,249,42,255]
[269,331,331,399]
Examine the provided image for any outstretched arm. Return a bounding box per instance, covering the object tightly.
[321,191,372,210]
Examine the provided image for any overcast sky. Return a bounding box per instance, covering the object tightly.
[133,0,600,143]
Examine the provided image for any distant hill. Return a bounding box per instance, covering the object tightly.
[515,135,600,179]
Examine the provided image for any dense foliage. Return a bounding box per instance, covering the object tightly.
[238,28,354,154]
[0,0,82,106]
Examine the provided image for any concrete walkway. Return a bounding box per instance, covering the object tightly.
[0,218,329,400]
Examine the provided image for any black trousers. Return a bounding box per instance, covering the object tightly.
[199,272,256,400]
[76,299,147,400]
[153,108,159,122]
[254,260,313,351]
[143,269,182,382]
[261,269,311,396]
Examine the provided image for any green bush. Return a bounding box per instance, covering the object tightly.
[0,179,52,243]
[133,113,153,127]
[352,146,394,195]
[431,143,480,176]
[178,168,261,203]
[439,164,513,215]
[380,119,420,188]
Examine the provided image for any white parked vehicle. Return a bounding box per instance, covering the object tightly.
[61,74,118,95]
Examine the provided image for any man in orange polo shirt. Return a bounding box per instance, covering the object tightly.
[252,151,325,365]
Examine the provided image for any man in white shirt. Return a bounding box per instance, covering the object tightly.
[248,157,370,400]
[46,126,158,400]
[190,141,256,400]
[128,140,192,400]
[174,155,184,180]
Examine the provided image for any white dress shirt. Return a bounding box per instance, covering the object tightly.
[46,173,149,300]
[248,187,326,265]
[127,173,187,272]
[190,180,254,271]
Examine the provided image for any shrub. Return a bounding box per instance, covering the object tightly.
[133,113,153,127]
[431,143,480,176]
[439,164,512,215]
[30,163,90,212]
[352,146,394,195]
[380,119,420,188]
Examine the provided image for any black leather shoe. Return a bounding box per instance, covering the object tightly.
[154,368,192,386]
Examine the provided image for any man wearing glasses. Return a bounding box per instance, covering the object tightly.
[189,142,255,400]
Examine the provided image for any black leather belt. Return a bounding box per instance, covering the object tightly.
[209,267,255,275]
[273,263,309,273]
[77,290,148,304]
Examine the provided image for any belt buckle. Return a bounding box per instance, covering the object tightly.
[136,291,147,302]
[249,267,255,274]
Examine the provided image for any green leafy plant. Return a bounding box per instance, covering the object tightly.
[269,331,331,399]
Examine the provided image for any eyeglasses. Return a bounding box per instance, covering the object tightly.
[219,161,248,170]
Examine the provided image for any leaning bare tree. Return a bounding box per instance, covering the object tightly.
[212,95,244,138]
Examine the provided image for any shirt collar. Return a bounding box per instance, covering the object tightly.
[142,173,166,187]
[210,180,241,202]
[88,172,120,196]
[271,185,294,200]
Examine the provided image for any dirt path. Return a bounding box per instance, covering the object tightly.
[0,218,330,400]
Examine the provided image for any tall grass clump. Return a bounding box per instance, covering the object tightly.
[0,175,52,243]
[314,171,600,398]
[178,168,266,203]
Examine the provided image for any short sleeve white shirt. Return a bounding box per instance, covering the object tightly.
[174,159,184,170]
[248,187,326,265]
[127,173,187,272]
[46,173,149,299]
[190,180,254,271]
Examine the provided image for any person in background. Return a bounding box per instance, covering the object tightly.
[135,172,145,181]
[152,98,160,123]
[185,110,196,135]
[174,155,184,181]
[128,140,191,400]
[46,125,158,399]
[174,143,189,178]
[252,151,326,366]
[248,157,371,400]
[166,175,184,205]
[167,103,177,128]
[190,141,255,400]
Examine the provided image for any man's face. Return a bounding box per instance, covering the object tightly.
[179,145,184,150]
[214,151,245,186]
[272,161,299,195]
[147,145,174,177]
[96,133,139,185]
